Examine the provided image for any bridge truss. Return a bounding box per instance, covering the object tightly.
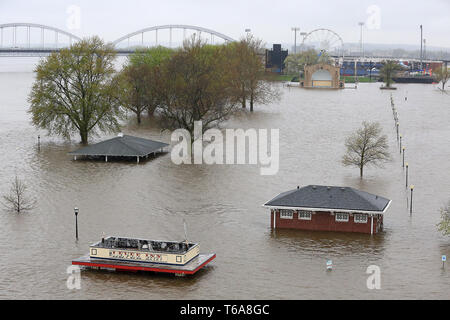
[0,23,82,51]
[112,24,235,49]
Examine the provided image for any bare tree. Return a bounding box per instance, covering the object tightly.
[437,202,450,236]
[2,176,36,213]
[342,121,391,178]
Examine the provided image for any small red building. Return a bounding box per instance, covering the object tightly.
[264,185,391,235]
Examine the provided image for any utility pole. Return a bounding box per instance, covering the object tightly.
[423,39,426,61]
[292,27,300,55]
[420,25,423,71]
[357,22,364,84]
[358,22,364,60]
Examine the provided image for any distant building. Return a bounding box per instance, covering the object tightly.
[264,185,391,234]
[265,44,288,73]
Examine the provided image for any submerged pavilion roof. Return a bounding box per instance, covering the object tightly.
[264,185,391,213]
[68,134,169,157]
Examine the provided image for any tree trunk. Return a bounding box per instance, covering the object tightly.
[80,130,88,145]
[241,84,246,108]
[137,112,141,124]
[360,165,364,178]
[250,94,254,112]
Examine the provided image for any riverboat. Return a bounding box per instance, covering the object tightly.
[72,236,216,276]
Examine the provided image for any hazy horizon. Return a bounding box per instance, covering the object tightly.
[1,0,449,49]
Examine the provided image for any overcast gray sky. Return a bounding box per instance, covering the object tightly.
[1,0,449,48]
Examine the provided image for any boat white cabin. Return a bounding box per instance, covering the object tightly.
[89,236,200,266]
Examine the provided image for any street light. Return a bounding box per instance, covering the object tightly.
[405,163,409,188]
[410,185,414,215]
[74,207,79,240]
[299,32,307,52]
[358,22,364,60]
[402,146,406,168]
[291,27,300,55]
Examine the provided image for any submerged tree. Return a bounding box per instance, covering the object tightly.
[2,176,36,213]
[226,35,279,112]
[157,37,239,143]
[117,47,174,123]
[433,65,450,91]
[342,121,391,178]
[117,63,153,124]
[437,202,450,236]
[28,36,123,144]
[380,60,402,88]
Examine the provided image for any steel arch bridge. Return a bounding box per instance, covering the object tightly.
[0,23,82,50]
[112,24,235,48]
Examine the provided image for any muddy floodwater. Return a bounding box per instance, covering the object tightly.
[0,57,449,299]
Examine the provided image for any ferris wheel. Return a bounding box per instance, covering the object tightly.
[301,28,344,57]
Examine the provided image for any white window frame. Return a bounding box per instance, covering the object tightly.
[279,209,293,219]
[298,211,312,220]
[335,212,349,222]
[354,213,368,223]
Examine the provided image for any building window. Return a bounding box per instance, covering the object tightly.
[298,211,312,220]
[91,249,97,256]
[354,214,368,223]
[280,209,293,219]
[176,256,182,263]
[335,213,349,222]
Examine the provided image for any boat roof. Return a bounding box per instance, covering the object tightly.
[264,185,391,214]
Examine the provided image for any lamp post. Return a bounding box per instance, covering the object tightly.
[405,163,409,188]
[74,207,79,240]
[300,32,307,52]
[402,146,406,168]
[399,134,402,153]
[396,122,399,141]
[420,25,423,71]
[291,27,300,55]
[358,22,364,60]
[410,185,414,215]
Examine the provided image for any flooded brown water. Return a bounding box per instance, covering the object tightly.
[0,57,449,299]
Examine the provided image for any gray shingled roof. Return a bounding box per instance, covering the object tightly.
[68,135,169,157]
[265,185,390,213]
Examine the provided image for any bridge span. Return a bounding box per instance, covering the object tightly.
[0,23,235,57]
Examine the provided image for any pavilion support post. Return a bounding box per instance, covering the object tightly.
[137,156,139,164]
[74,156,77,161]
[370,215,374,235]
[105,156,108,162]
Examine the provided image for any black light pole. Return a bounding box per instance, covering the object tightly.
[405,163,409,188]
[402,147,406,168]
[399,134,402,153]
[74,207,79,240]
[420,25,423,71]
[410,185,414,215]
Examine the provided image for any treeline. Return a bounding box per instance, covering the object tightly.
[28,35,278,144]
